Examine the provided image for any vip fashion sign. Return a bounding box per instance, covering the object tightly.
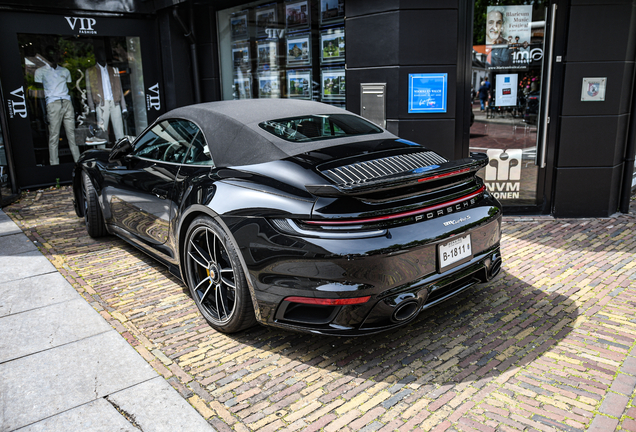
[146,83,161,111]
[7,86,27,119]
[65,16,98,35]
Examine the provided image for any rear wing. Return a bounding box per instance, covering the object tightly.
[306,151,488,197]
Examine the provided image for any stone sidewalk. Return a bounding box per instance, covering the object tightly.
[4,187,636,431]
[0,208,214,431]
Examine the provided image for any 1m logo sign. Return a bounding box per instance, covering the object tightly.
[485,149,522,199]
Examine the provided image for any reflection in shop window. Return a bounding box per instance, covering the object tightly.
[217,0,345,107]
[18,34,148,166]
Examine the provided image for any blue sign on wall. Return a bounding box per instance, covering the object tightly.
[408,73,448,113]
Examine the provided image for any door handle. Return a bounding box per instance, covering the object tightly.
[152,188,168,200]
[537,3,557,168]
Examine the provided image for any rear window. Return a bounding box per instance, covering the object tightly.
[259,114,383,142]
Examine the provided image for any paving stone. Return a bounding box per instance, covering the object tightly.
[0,272,78,317]
[588,415,619,432]
[108,377,214,431]
[622,419,636,432]
[610,373,636,395]
[599,392,629,417]
[0,232,38,255]
[0,213,22,236]
[0,298,112,362]
[16,398,138,432]
[0,249,57,283]
[0,331,157,431]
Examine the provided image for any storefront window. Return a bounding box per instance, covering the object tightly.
[217,0,345,107]
[470,2,548,206]
[18,35,148,166]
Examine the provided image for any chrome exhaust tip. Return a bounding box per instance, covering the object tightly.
[391,300,420,323]
[489,257,502,280]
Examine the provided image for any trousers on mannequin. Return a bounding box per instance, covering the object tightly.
[86,63,127,148]
[47,99,80,165]
[97,99,124,141]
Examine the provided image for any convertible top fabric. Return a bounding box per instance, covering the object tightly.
[157,99,396,168]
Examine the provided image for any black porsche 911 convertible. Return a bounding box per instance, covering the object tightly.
[73,99,502,335]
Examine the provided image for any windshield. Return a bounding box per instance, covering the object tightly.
[259,114,383,142]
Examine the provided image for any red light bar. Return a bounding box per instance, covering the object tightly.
[304,186,486,226]
[285,296,371,305]
[417,168,470,183]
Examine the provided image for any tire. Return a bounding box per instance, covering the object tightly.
[183,216,256,333]
[81,171,107,238]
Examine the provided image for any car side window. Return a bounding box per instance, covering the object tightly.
[132,119,199,163]
[182,131,215,166]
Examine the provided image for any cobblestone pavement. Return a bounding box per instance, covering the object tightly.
[6,187,636,432]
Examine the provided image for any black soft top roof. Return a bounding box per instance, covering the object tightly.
[157,99,396,168]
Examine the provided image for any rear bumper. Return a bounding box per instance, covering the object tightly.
[230,195,502,335]
[263,244,501,336]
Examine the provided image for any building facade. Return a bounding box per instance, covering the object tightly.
[0,0,634,217]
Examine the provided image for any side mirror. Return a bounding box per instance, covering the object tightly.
[108,136,133,163]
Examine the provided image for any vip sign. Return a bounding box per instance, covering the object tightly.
[65,17,97,34]
[484,149,522,199]
[146,83,161,111]
[8,86,27,119]
[265,28,285,39]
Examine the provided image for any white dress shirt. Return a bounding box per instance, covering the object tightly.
[98,63,114,101]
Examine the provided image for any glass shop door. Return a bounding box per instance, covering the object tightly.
[470,1,558,211]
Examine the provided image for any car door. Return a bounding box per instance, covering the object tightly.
[102,119,198,253]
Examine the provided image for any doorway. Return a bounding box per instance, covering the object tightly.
[470,1,554,211]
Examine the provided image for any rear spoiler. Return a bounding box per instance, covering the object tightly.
[306,152,488,197]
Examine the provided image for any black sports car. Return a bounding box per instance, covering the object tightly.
[73,100,502,335]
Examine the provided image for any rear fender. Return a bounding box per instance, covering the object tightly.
[176,203,264,323]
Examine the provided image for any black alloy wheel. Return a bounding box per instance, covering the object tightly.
[184,216,256,333]
[81,171,107,238]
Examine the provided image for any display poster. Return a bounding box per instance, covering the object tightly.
[485,5,532,70]
[495,74,518,107]
[233,73,252,99]
[255,5,277,37]
[285,0,310,30]
[258,72,281,98]
[321,68,345,101]
[230,11,249,40]
[408,73,447,113]
[320,28,345,64]
[320,0,344,25]
[257,40,278,70]
[286,33,311,66]
[232,42,251,72]
[287,70,312,99]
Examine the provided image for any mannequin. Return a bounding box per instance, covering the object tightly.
[34,46,80,165]
[85,47,127,145]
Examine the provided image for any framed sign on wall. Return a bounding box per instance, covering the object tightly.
[408,73,447,113]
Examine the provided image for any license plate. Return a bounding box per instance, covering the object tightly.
[438,234,472,271]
